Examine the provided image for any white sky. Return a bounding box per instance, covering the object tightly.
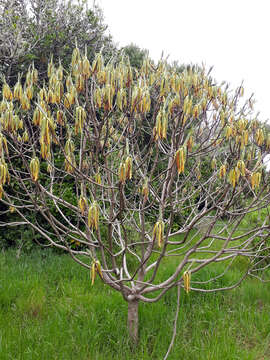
[95,0,270,122]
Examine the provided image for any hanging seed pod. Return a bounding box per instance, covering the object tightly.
[26,68,33,86]
[39,87,48,102]
[155,111,162,140]
[33,106,42,126]
[105,84,113,110]
[237,160,246,176]
[47,55,54,78]
[56,110,66,126]
[91,259,103,286]
[66,74,73,92]
[0,100,8,112]
[12,114,19,131]
[64,155,73,173]
[88,201,99,230]
[255,128,264,146]
[18,118,24,130]
[187,135,194,152]
[20,93,30,110]
[175,146,186,174]
[82,53,91,79]
[14,78,23,101]
[95,172,101,185]
[219,164,227,179]
[228,169,237,188]
[92,53,103,74]
[71,46,80,68]
[152,219,165,247]
[56,63,63,81]
[75,106,86,135]
[94,87,102,108]
[251,172,261,190]
[78,195,88,215]
[141,178,149,201]
[3,83,13,101]
[235,166,241,183]
[40,142,46,160]
[0,134,8,156]
[26,85,33,100]
[131,87,138,112]
[55,81,64,104]
[3,110,13,132]
[0,184,3,200]
[91,258,98,285]
[183,271,191,293]
[47,89,56,104]
[219,109,226,126]
[75,74,85,92]
[30,157,40,182]
[40,119,51,147]
[185,96,193,116]
[0,159,9,185]
[242,130,249,147]
[225,125,233,140]
[118,162,126,183]
[116,90,122,111]
[65,138,75,154]
[125,156,132,180]
[95,260,103,279]
[192,104,200,119]
[91,262,96,285]
[49,73,58,91]
[22,130,29,142]
[161,111,168,140]
[64,93,72,109]
[97,69,106,84]
[211,157,217,170]
[32,67,38,84]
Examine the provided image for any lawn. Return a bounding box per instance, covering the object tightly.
[0,248,270,360]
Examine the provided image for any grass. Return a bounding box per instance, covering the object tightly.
[1,248,270,359]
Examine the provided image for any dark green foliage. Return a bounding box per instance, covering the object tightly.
[0,0,115,84]
[121,43,149,69]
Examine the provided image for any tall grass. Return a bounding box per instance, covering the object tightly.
[0,249,270,359]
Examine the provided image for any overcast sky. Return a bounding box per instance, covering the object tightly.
[95,0,270,122]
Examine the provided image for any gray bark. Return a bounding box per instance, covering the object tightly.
[127,299,139,344]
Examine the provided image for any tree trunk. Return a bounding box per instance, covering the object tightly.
[127,299,139,344]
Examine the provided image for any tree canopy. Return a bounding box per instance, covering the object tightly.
[1,1,270,348]
[1,44,270,345]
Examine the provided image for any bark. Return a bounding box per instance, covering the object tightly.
[127,299,139,344]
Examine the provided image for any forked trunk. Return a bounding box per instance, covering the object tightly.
[127,299,139,344]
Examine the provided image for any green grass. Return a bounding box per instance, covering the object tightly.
[1,249,270,359]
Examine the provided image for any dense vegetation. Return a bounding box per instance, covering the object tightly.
[0,0,115,83]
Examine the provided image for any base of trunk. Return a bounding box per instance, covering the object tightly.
[127,299,139,344]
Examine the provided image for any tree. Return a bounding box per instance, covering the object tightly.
[1,47,270,349]
[121,43,149,69]
[0,0,114,83]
